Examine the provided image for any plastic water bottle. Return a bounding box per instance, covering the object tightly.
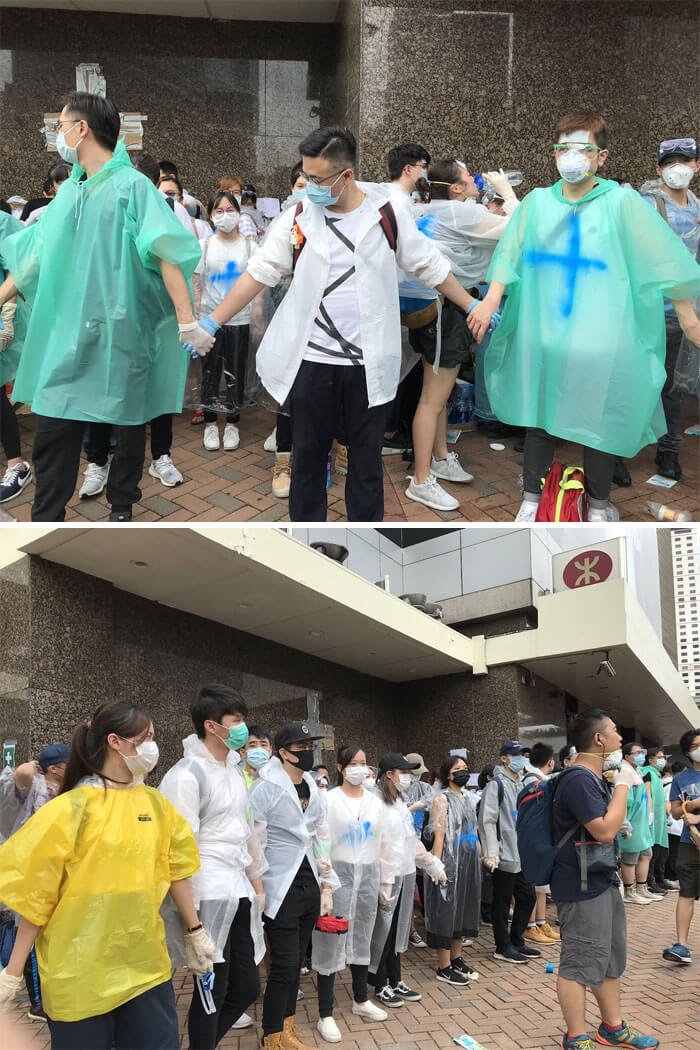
[474,170,523,193]
[647,501,692,522]
[326,453,332,489]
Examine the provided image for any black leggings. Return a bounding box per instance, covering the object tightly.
[1,385,21,461]
[666,835,680,880]
[648,843,669,887]
[371,888,402,991]
[276,411,292,453]
[317,964,368,1018]
[523,427,617,505]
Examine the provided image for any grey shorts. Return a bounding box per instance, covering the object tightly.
[620,847,653,866]
[557,884,626,987]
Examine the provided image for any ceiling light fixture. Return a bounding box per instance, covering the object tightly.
[596,651,617,678]
[309,630,324,638]
[238,602,252,609]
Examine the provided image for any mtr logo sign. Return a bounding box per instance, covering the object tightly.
[562,550,614,589]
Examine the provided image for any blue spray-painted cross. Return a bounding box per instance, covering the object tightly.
[209,260,244,294]
[523,212,607,318]
[416,213,438,240]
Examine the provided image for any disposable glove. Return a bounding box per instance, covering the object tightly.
[256,892,266,916]
[184,925,216,976]
[0,969,24,1008]
[482,855,499,872]
[482,169,516,201]
[199,314,221,338]
[182,342,199,360]
[467,301,501,334]
[379,884,395,910]
[620,819,633,839]
[178,321,215,358]
[316,858,332,878]
[613,763,643,789]
[409,798,430,813]
[0,302,15,351]
[426,856,447,885]
[320,886,333,916]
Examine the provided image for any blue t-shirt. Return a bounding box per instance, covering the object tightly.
[550,766,619,903]
[641,189,700,314]
[669,767,700,845]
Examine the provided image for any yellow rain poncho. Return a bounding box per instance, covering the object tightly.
[0,211,29,385]
[1,141,201,425]
[0,780,199,1022]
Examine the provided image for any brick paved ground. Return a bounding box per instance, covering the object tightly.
[4,404,699,523]
[8,893,699,1050]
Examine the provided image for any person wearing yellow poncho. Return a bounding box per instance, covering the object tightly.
[0,701,216,1050]
[0,92,213,524]
[467,111,700,524]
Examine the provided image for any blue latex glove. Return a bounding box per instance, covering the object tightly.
[200,314,221,337]
[183,342,199,360]
[489,311,502,332]
[0,319,4,331]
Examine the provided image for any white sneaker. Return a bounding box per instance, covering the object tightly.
[148,454,183,487]
[317,1017,342,1043]
[587,502,620,523]
[406,474,459,511]
[79,461,109,498]
[231,1013,253,1030]
[431,451,473,483]
[203,424,220,451]
[623,885,651,905]
[223,423,240,451]
[263,427,277,453]
[352,1000,388,1021]
[515,499,539,522]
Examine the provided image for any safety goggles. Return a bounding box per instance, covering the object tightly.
[659,137,697,161]
[553,143,602,156]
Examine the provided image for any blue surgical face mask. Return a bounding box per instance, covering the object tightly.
[246,746,270,770]
[292,188,307,201]
[633,752,646,766]
[56,122,82,166]
[655,757,666,771]
[508,754,527,773]
[305,170,347,207]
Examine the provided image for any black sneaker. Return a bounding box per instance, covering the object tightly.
[660,880,679,891]
[612,458,631,486]
[450,957,479,981]
[382,434,411,456]
[493,944,530,964]
[655,450,682,480]
[0,461,32,504]
[393,980,422,1001]
[27,1003,47,1023]
[108,509,133,522]
[515,943,542,958]
[648,882,668,896]
[376,984,404,1008]
[436,966,469,986]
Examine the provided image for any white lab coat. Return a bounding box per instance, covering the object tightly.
[248,756,339,920]
[158,734,266,965]
[311,786,395,976]
[247,181,451,408]
[413,196,519,288]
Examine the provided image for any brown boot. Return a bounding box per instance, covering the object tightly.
[261,1034,284,1049]
[272,451,291,499]
[332,439,348,476]
[281,1016,319,1050]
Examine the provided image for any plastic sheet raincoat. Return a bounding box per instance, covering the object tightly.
[311,785,394,976]
[0,211,29,385]
[158,735,266,967]
[248,757,339,920]
[484,177,700,457]
[0,766,55,843]
[0,776,199,1022]
[1,141,201,424]
[424,788,482,941]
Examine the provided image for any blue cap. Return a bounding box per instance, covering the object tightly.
[500,740,524,756]
[38,744,70,769]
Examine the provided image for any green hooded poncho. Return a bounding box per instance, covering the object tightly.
[0,211,30,385]
[1,141,201,425]
[485,177,700,457]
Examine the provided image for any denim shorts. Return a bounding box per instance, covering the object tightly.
[620,847,653,866]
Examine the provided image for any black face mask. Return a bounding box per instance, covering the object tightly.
[287,749,315,773]
[451,769,470,787]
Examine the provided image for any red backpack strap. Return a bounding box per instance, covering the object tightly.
[292,200,305,270]
[378,201,398,252]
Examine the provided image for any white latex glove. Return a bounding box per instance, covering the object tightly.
[482,855,500,872]
[620,819,633,839]
[178,321,215,358]
[482,168,516,201]
[427,856,447,885]
[320,886,333,916]
[0,969,24,1008]
[613,763,643,789]
[184,925,216,976]
[409,798,429,813]
[256,892,266,916]
[379,883,395,910]
[316,858,332,878]
[0,321,14,352]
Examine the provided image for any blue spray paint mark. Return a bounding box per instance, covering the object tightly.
[344,820,374,849]
[209,260,244,294]
[458,831,479,848]
[416,214,437,239]
[523,212,607,317]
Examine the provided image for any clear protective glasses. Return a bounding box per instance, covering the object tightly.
[659,137,697,156]
[553,143,602,157]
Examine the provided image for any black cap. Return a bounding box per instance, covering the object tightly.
[274,723,322,753]
[377,752,420,777]
[658,137,697,164]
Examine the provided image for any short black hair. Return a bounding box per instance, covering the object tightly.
[313,763,329,774]
[568,708,612,753]
[207,191,240,217]
[247,724,271,743]
[530,742,554,769]
[290,161,305,188]
[645,744,664,761]
[440,754,466,786]
[131,152,160,186]
[298,126,357,170]
[559,744,575,766]
[48,161,72,185]
[0,200,11,215]
[427,158,463,200]
[387,143,431,181]
[62,91,121,152]
[241,184,257,206]
[680,727,700,757]
[159,159,179,177]
[671,760,686,774]
[191,684,248,738]
[477,762,495,791]
[622,741,641,757]
[158,173,183,197]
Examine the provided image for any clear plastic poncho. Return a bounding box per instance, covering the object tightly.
[0,211,29,386]
[311,786,394,976]
[2,141,201,424]
[0,766,53,843]
[423,788,482,941]
[485,178,700,457]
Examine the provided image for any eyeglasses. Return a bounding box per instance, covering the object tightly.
[43,119,80,134]
[301,167,348,186]
[553,143,602,156]
[289,744,314,752]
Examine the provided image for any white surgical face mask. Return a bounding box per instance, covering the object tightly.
[344,765,369,786]
[661,162,695,190]
[120,740,159,777]
[398,772,413,790]
[556,149,593,184]
[56,122,82,166]
[689,746,700,763]
[213,212,240,233]
[655,757,667,771]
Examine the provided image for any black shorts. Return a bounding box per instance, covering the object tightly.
[408,299,470,369]
[426,927,478,950]
[676,842,700,899]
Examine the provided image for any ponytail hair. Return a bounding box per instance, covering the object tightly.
[61,700,151,793]
[378,771,398,806]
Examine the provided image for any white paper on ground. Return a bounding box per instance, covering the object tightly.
[490,442,505,451]
[684,425,700,436]
[646,475,679,488]
[446,429,461,444]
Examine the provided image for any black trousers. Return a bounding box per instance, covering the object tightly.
[522,427,617,504]
[188,899,259,1050]
[86,415,171,465]
[666,835,681,880]
[47,979,179,1050]
[31,416,146,520]
[491,868,536,953]
[371,887,402,991]
[480,869,494,924]
[648,843,669,888]
[658,316,684,455]
[384,359,423,439]
[262,859,320,1037]
[201,326,249,424]
[276,411,292,453]
[317,964,368,1018]
[288,361,388,522]
[1,385,21,461]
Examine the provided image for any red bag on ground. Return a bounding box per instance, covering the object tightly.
[534,464,587,522]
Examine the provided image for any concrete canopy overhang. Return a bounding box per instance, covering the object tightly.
[485,578,698,743]
[0,1,341,22]
[10,527,483,683]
